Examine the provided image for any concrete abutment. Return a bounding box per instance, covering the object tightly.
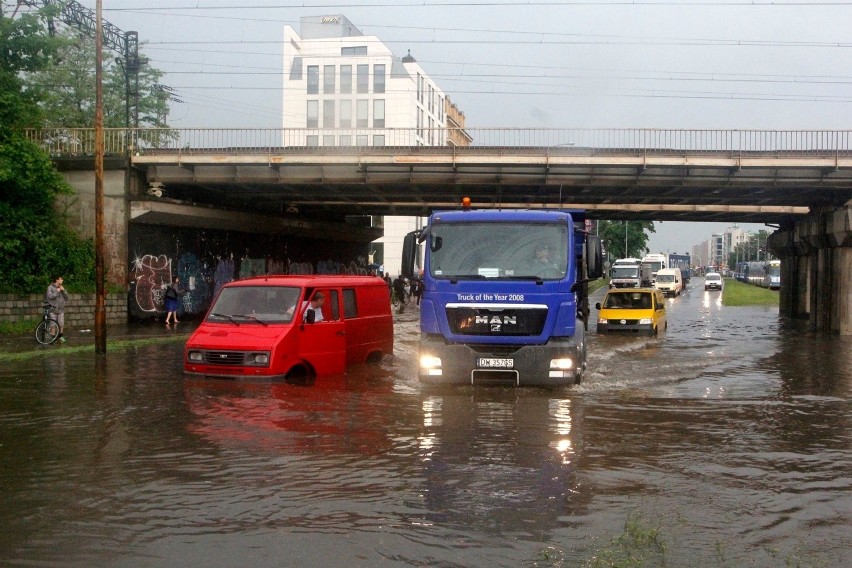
[769,203,852,335]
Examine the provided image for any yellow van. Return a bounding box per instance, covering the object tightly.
[595,288,667,336]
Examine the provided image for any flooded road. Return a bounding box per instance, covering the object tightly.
[1,278,849,567]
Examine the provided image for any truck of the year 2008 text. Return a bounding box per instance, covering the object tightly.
[401,204,602,387]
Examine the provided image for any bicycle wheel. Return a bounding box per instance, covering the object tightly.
[35,318,60,345]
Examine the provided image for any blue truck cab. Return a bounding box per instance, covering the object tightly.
[402,207,602,386]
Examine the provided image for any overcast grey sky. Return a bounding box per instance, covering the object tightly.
[67,0,851,252]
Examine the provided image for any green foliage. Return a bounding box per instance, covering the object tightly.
[0,10,96,294]
[25,29,169,128]
[0,11,60,130]
[598,220,656,261]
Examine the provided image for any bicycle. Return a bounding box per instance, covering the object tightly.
[35,302,61,345]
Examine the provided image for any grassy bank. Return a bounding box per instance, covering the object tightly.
[0,335,188,363]
[721,278,779,306]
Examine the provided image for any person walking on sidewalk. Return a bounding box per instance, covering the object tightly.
[46,275,69,342]
[164,276,184,325]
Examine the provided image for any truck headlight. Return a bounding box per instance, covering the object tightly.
[549,357,573,378]
[188,351,203,362]
[420,355,443,376]
[639,318,652,325]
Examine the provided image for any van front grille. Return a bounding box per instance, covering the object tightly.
[204,351,246,365]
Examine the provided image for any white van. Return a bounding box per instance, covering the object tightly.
[654,268,683,297]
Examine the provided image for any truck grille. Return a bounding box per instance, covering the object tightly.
[446,307,547,336]
[204,351,246,365]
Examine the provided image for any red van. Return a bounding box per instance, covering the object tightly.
[184,275,393,380]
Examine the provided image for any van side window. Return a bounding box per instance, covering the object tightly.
[327,290,340,320]
[343,288,357,318]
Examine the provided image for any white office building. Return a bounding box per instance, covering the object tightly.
[282,15,460,273]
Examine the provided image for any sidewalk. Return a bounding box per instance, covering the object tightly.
[0,320,196,355]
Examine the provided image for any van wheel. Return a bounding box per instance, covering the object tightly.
[366,351,383,364]
[285,365,315,385]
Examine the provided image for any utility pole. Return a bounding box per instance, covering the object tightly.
[94,0,106,353]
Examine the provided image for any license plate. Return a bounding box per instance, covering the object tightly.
[478,357,514,368]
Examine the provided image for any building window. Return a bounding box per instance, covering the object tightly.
[417,74,422,103]
[340,100,352,128]
[356,134,369,146]
[307,65,319,94]
[306,135,318,147]
[373,99,385,128]
[323,65,335,94]
[356,64,369,94]
[373,135,385,147]
[339,134,352,146]
[356,99,368,128]
[341,46,367,56]
[340,65,352,94]
[374,64,385,94]
[306,100,318,128]
[323,100,335,128]
[323,135,335,147]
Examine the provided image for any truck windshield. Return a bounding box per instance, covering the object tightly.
[429,222,569,280]
[206,286,301,324]
[612,266,639,278]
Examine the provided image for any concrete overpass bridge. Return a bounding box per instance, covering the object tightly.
[29,128,852,333]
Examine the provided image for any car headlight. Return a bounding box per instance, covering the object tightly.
[639,318,652,325]
[188,351,203,362]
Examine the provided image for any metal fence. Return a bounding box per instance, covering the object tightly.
[23,127,852,157]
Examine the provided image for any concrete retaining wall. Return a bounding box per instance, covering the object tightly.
[0,293,127,328]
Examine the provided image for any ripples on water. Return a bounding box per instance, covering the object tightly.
[0,283,849,567]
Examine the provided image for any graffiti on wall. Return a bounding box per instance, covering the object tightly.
[131,254,171,313]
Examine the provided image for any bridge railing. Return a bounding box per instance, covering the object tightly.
[22,127,852,157]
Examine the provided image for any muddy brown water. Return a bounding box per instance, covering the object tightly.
[1,278,849,567]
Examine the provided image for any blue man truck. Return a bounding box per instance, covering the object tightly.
[401,206,603,386]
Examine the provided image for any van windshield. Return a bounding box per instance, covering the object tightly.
[656,274,675,283]
[603,293,652,309]
[207,286,301,324]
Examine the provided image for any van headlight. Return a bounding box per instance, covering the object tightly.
[246,352,270,366]
[639,318,652,325]
[598,317,608,324]
[188,350,203,362]
[420,355,443,376]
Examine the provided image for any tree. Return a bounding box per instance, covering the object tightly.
[598,220,656,261]
[25,28,169,128]
[0,9,95,293]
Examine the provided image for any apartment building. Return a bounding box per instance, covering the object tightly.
[283,15,451,148]
[282,15,467,273]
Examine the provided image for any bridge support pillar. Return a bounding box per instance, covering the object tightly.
[769,202,852,335]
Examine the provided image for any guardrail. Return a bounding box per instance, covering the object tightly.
[23,127,852,157]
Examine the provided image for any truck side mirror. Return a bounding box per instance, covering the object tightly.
[595,302,602,310]
[401,231,418,278]
[304,308,316,324]
[586,235,603,279]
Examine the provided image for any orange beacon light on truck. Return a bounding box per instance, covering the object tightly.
[461,196,471,210]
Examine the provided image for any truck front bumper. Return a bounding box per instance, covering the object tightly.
[418,335,582,386]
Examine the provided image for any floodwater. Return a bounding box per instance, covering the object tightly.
[1,278,849,567]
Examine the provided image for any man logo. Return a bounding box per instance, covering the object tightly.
[476,314,516,332]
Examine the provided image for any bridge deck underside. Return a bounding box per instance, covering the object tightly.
[134,148,852,223]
